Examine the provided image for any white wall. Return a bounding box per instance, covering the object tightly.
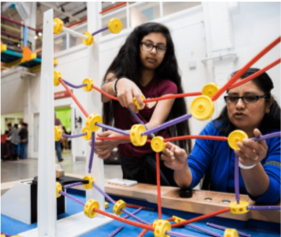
[1,2,280,157]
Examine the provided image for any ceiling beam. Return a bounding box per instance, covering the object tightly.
[39,2,80,21]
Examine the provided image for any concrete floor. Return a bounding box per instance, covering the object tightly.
[1,150,122,183]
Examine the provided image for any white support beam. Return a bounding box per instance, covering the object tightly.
[40,2,80,22]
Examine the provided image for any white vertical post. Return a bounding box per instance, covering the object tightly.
[86,2,105,211]
[37,9,56,237]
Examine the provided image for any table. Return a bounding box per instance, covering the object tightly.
[1,176,280,237]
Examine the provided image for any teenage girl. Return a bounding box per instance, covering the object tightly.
[95,22,191,186]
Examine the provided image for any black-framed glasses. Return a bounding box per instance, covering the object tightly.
[140,42,167,55]
[224,95,269,104]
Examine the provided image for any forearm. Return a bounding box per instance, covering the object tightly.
[174,162,193,188]
[101,80,116,103]
[241,162,270,198]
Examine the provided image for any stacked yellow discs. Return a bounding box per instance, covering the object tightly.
[202,83,220,98]
[190,95,214,121]
[82,78,94,92]
[56,182,62,198]
[83,175,95,189]
[229,201,249,214]
[224,229,239,237]
[113,200,126,215]
[55,126,62,141]
[151,136,166,152]
[133,95,145,110]
[53,18,63,34]
[153,219,171,237]
[130,124,147,146]
[84,199,99,218]
[54,70,62,86]
[108,18,123,34]
[86,113,102,132]
[82,32,94,46]
[228,130,248,150]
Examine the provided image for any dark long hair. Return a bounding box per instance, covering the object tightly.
[102,22,191,152]
[214,68,281,135]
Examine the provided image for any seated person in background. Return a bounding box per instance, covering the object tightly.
[162,68,280,204]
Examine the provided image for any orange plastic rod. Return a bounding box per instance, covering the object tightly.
[228,58,281,89]
[171,207,230,228]
[93,208,155,231]
[92,85,118,101]
[138,217,175,237]
[164,135,228,142]
[60,79,89,117]
[143,92,202,103]
[212,36,281,101]
[156,152,162,219]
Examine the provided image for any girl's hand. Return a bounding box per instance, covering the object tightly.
[115,78,144,113]
[161,142,188,171]
[88,131,121,159]
[234,128,268,167]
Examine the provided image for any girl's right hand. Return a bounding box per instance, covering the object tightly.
[161,142,188,171]
[115,78,145,113]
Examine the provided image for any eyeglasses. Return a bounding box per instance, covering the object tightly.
[140,42,167,55]
[224,95,269,104]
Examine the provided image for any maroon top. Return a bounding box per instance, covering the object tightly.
[114,79,177,158]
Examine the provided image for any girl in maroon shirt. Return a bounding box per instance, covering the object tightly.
[95,22,191,186]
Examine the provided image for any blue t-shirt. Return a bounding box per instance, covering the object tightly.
[188,121,280,204]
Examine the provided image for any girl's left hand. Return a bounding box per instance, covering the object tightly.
[89,131,121,159]
[234,128,268,167]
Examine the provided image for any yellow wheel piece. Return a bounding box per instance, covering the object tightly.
[55,126,62,141]
[202,83,220,98]
[1,43,7,53]
[153,219,171,237]
[190,95,214,121]
[53,18,63,34]
[84,199,99,218]
[105,201,109,209]
[56,182,62,198]
[54,70,62,86]
[133,95,145,110]
[82,127,92,140]
[54,58,58,66]
[130,124,147,146]
[86,113,102,132]
[1,234,6,237]
[229,201,249,214]
[172,215,186,223]
[151,136,166,153]
[108,18,123,34]
[82,78,94,92]
[228,130,248,150]
[224,229,239,237]
[82,32,94,46]
[113,199,126,215]
[83,175,95,189]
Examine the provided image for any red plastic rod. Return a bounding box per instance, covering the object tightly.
[143,92,201,103]
[156,152,162,219]
[228,58,281,89]
[60,79,89,117]
[99,2,127,14]
[171,207,230,228]
[93,208,155,231]
[138,217,175,237]
[1,16,42,33]
[92,85,118,101]
[212,36,281,101]
[164,135,228,142]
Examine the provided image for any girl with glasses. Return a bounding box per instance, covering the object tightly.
[162,68,280,204]
[94,22,191,186]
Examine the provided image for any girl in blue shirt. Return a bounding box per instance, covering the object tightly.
[162,68,281,204]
